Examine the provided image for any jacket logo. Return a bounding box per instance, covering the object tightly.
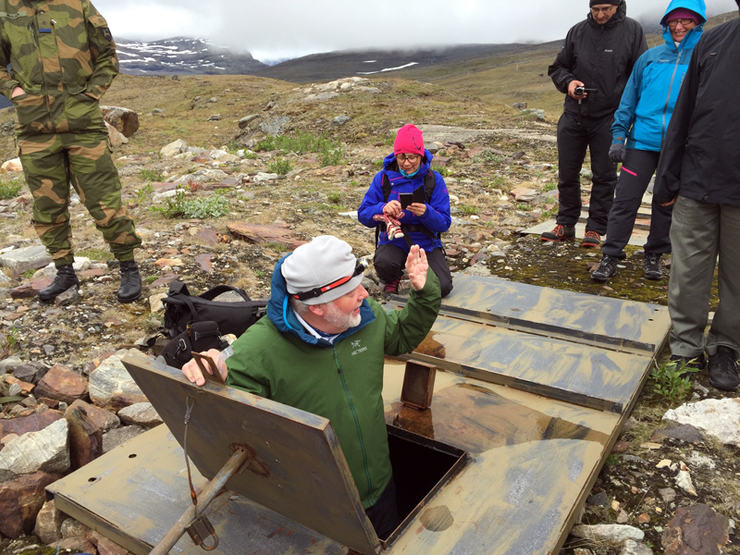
[351,340,367,356]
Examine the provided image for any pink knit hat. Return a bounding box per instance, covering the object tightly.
[393,124,425,156]
[665,8,700,24]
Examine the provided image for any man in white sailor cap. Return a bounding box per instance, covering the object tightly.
[183,235,441,537]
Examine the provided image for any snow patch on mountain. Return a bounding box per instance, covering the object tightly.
[115,37,266,75]
[356,62,419,75]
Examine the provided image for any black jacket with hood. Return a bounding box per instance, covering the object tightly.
[548,1,647,119]
[654,1,740,207]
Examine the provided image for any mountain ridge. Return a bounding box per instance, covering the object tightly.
[110,10,734,82]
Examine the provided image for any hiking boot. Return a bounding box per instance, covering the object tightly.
[38,264,79,302]
[670,353,706,380]
[591,255,618,282]
[117,260,142,303]
[581,230,601,248]
[643,252,662,280]
[708,346,740,391]
[383,278,400,294]
[540,224,575,242]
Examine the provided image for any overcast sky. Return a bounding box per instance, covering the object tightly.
[94,0,738,63]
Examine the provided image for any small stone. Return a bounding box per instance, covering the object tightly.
[34,499,63,544]
[663,399,740,447]
[35,364,88,404]
[658,487,676,503]
[621,539,653,555]
[675,462,697,497]
[0,471,61,538]
[662,504,730,554]
[237,114,259,129]
[54,285,80,305]
[571,523,644,544]
[60,517,91,539]
[117,402,162,427]
[149,292,167,314]
[160,139,188,158]
[588,490,609,507]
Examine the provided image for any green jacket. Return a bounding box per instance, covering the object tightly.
[0,0,117,135]
[226,259,441,509]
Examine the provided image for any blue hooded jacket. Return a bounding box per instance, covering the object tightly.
[357,150,451,253]
[611,0,706,152]
[265,255,375,347]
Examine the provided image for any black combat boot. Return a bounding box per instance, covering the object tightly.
[38,264,79,302]
[117,260,142,303]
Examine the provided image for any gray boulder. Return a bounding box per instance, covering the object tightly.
[0,245,52,278]
[0,419,70,479]
[88,349,147,410]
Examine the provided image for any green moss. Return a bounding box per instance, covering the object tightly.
[487,236,719,306]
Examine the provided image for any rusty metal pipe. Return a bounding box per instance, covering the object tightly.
[151,448,249,555]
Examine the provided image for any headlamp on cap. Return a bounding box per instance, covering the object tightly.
[291,260,367,302]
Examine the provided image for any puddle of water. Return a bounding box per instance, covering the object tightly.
[385,376,609,454]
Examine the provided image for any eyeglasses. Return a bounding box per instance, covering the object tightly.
[668,18,696,28]
[291,260,366,301]
[590,6,617,14]
[397,153,421,163]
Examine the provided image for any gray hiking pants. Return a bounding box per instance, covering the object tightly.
[668,196,740,357]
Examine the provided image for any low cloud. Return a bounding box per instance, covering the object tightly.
[95,0,738,63]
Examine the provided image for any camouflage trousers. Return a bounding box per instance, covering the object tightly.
[18,131,141,267]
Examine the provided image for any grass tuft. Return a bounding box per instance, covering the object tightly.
[649,358,700,405]
[0,178,23,199]
[152,189,230,219]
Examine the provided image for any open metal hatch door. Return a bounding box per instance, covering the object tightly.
[66,351,380,554]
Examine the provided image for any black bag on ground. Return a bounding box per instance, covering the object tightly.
[161,320,227,369]
[162,280,267,338]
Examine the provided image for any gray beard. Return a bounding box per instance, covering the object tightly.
[323,303,362,333]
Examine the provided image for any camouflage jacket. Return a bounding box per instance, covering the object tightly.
[0,0,118,135]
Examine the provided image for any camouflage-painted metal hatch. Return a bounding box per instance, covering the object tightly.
[47,275,671,554]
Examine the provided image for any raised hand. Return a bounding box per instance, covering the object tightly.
[405,244,428,291]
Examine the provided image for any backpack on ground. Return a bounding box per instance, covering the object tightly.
[160,280,267,368]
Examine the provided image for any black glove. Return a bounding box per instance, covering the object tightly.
[608,143,625,163]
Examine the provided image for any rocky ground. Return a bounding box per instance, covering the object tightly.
[0,76,738,554]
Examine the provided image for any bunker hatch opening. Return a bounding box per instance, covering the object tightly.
[382,424,467,543]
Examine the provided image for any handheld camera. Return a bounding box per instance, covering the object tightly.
[574,85,598,96]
